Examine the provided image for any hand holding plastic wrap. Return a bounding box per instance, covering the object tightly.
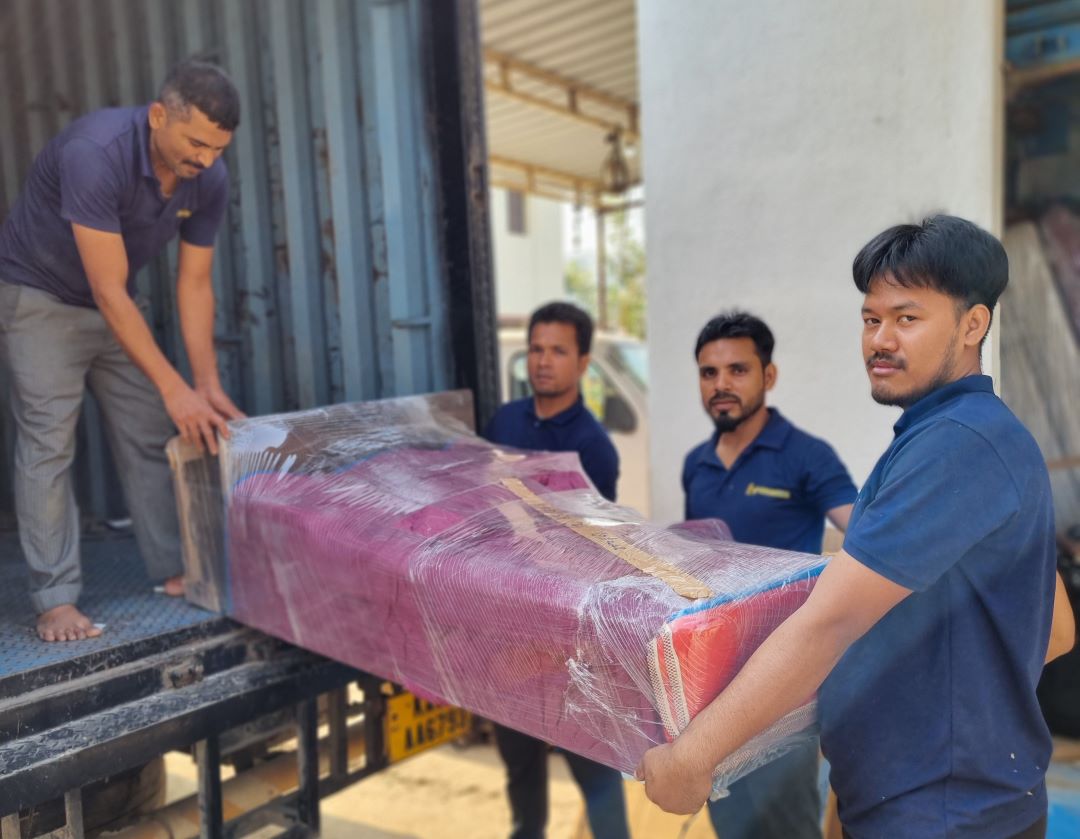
[186,391,825,791]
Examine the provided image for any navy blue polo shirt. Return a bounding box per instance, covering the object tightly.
[0,105,229,307]
[682,409,856,554]
[821,375,1055,838]
[483,396,620,502]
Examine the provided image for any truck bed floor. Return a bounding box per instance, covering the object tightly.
[0,529,217,682]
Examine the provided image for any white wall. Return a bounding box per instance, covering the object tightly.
[639,0,1003,523]
[490,187,566,317]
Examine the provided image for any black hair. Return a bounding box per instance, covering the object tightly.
[158,59,240,132]
[852,215,1008,323]
[694,311,775,366]
[528,301,594,356]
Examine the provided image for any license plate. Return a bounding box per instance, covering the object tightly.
[384,692,473,763]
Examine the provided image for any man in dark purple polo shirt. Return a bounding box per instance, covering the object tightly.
[0,60,243,641]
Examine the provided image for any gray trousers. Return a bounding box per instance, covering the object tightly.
[0,280,182,612]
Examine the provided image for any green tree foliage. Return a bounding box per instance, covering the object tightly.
[607,209,646,339]
[565,258,597,319]
[563,207,647,339]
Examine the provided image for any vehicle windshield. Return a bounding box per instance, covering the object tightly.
[609,340,648,391]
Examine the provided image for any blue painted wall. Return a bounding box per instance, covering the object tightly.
[1008,0,1080,69]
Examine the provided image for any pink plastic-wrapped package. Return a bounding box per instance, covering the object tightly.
[210,391,824,790]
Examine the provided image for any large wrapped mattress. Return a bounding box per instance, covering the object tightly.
[177,391,823,789]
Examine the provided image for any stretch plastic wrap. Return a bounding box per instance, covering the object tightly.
[190,391,824,790]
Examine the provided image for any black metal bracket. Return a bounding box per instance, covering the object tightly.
[0,619,360,834]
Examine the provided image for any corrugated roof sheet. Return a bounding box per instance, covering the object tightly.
[480,0,640,203]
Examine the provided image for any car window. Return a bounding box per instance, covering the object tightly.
[583,362,617,424]
[608,341,649,391]
[509,351,531,400]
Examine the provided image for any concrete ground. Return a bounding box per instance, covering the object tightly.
[164,741,713,839]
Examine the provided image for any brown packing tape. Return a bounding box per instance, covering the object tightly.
[501,478,715,600]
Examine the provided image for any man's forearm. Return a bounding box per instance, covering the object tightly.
[639,557,910,814]
[1047,571,1076,663]
[827,503,854,532]
[176,276,220,388]
[93,285,185,395]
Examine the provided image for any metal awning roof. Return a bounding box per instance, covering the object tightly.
[480,0,640,205]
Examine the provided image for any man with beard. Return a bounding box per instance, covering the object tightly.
[682,311,856,839]
[638,216,1076,839]
[0,60,243,641]
[483,301,628,839]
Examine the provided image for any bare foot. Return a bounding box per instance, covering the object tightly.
[161,575,185,597]
[37,604,103,642]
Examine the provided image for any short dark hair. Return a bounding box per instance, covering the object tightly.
[158,59,240,131]
[528,301,593,355]
[852,215,1008,319]
[694,311,775,366]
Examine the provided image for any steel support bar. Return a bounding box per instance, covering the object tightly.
[489,155,605,199]
[484,79,633,138]
[482,47,638,137]
[63,790,83,839]
[363,680,387,776]
[483,48,636,115]
[596,210,608,330]
[294,701,319,832]
[327,689,348,781]
[197,735,223,839]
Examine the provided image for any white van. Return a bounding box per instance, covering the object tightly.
[497,326,651,515]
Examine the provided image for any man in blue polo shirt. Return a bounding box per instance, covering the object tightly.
[683,311,856,839]
[637,215,1076,839]
[0,60,243,641]
[484,301,628,839]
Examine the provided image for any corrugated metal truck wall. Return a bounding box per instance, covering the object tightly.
[0,0,487,525]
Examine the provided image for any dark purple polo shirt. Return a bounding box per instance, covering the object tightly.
[682,408,856,554]
[0,105,228,307]
[483,396,620,502]
[824,376,1054,837]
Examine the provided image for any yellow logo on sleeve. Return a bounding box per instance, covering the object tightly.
[745,483,792,500]
[176,209,193,219]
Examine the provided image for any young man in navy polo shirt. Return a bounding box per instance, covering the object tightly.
[683,311,856,839]
[484,301,628,839]
[637,215,1076,838]
[0,60,243,641]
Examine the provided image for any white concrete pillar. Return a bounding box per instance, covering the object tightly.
[639,0,1004,522]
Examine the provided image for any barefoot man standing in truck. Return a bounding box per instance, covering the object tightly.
[0,59,244,641]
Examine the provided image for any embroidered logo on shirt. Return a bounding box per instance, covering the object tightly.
[176,209,193,219]
[745,483,791,499]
